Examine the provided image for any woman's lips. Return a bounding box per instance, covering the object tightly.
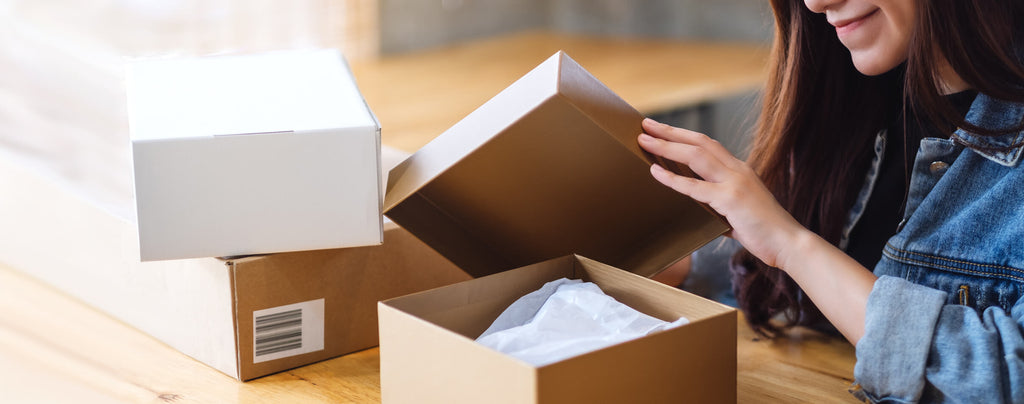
[832,8,879,36]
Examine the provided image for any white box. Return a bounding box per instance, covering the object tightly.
[127,50,382,261]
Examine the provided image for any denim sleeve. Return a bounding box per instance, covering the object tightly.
[854,276,1024,403]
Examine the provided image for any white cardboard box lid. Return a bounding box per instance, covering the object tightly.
[126,49,378,141]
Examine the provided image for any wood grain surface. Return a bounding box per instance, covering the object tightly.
[0,261,857,403]
[351,30,769,152]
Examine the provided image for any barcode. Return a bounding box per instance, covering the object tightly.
[252,298,324,363]
[254,308,303,357]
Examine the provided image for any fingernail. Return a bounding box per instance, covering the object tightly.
[638,133,655,143]
[643,117,660,125]
[651,163,666,173]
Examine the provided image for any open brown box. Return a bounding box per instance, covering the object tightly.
[379,255,737,403]
[379,52,737,402]
[384,51,730,279]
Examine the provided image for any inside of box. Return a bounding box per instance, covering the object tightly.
[384,255,731,341]
[384,255,577,339]
[572,255,732,322]
[386,96,727,279]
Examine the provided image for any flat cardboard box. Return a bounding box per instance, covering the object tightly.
[379,254,737,404]
[127,49,383,261]
[0,149,471,381]
[384,51,729,278]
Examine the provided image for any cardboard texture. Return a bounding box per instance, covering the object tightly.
[384,51,730,278]
[0,151,471,381]
[230,221,471,380]
[379,255,737,404]
[127,49,383,261]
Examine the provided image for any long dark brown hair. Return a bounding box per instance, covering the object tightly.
[734,0,1024,337]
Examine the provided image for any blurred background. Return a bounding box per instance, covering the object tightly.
[0,0,772,218]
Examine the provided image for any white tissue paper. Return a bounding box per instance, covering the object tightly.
[476,278,689,366]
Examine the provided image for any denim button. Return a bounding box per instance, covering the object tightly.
[930,161,950,174]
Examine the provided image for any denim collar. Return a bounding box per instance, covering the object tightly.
[951,93,1024,167]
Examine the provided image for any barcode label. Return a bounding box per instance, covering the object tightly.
[255,309,303,356]
[253,298,325,363]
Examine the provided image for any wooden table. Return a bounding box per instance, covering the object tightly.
[0,262,857,403]
[0,31,859,403]
[350,30,770,153]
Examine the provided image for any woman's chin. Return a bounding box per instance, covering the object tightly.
[849,51,905,76]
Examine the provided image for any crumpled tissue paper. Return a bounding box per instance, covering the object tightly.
[476,278,688,366]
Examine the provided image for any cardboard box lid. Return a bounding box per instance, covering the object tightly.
[126,49,379,141]
[384,51,729,278]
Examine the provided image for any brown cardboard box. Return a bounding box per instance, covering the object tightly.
[384,51,730,278]
[0,151,470,381]
[378,254,737,404]
[379,51,736,402]
[222,221,472,380]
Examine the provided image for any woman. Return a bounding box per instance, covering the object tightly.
[639,0,1024,402]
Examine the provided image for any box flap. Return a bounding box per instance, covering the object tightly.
[384,51,729,278]
[383,52,561,211]
[556,50,708,184]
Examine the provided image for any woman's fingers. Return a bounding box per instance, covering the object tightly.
[649,163,716,203]
[641,119,810,272]
[641,118,740,169]
[639,133,729,183]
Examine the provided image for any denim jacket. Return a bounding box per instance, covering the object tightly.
[850,93,1024,403]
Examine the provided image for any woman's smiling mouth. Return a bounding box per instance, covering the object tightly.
[831,8,880,36]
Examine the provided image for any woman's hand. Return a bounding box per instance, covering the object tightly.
[638,118,877,343]
[637,118,808,269]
